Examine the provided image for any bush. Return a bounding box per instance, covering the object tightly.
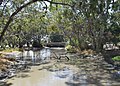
[65,45,76,53]
[112,56,120,61]
[65,45,72,51]
[32,40,43,48]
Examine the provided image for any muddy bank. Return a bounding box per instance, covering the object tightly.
[0,57,15,71]
[0,51,21,71]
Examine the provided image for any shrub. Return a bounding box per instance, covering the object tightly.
[65,45,72,51]
[65,45,76,53]
[32,40,43,48]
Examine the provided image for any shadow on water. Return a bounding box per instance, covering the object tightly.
[64,72,112,86]
[37,63,60,72]
[0,82,13,86]
[15,73,30,78]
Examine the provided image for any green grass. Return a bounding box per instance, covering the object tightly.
[112,56,120,61]
[65,45,76,53]
[2,48,20,52]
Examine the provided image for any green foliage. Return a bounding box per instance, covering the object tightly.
[32,40,43,48]
[0,0,49,47]
[65,45,72,50]
[2,48,20,52]
[0,0,119,52]
[50,34,64,42]
[65,45,76,53]
[112,56,120,61]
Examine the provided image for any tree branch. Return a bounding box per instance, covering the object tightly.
[0,0,72,42]
[0,0,3,5]
[44,0,72,7]
[0,0,39,41]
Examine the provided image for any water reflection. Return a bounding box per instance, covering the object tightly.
[7,47,68,86]
[20,48,51,63]
[40,48,51,60]
[7,66,68,86]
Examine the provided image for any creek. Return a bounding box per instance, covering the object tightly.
[7,47,71,86]
[4,47,120,86]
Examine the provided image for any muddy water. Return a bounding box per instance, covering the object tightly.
[7,66,68,86]
[6,47,120,86]
[7,47,69,86]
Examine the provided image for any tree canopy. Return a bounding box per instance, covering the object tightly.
[0,0,119,51]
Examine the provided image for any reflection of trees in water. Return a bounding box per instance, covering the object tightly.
[40,48,51,60]
[21,48,51,63]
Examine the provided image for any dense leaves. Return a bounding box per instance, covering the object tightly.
[0,0,119,51]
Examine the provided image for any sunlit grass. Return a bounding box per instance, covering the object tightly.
[112,56,120,61]
[65,45,76,53]
[2,48,20,52]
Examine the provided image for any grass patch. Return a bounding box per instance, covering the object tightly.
[2,48,20,52]
[65,45,76,53]
[112,56,120,61]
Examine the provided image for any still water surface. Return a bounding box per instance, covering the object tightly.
[8,66,68,86]
[7,47,68,86]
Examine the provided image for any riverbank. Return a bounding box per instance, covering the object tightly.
[0,50,21,70]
